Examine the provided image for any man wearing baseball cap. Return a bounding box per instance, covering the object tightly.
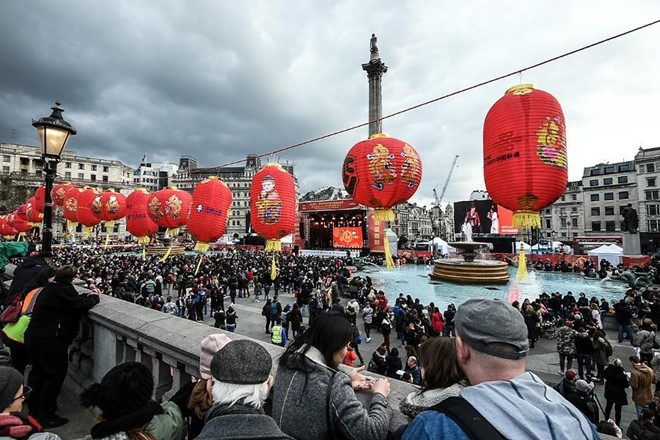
[403,298,599,440]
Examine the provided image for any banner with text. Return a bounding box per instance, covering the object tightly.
[332,227,363,248]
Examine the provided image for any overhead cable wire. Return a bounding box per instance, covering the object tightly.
[216,18,660,168]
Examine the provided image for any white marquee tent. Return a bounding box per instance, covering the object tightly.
[587,244,624,265]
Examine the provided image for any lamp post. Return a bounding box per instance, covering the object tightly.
[32,101,76,254]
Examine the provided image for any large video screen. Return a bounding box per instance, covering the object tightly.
[453,200,517,235]
[332,227,364,248]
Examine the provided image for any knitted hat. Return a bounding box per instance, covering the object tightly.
[0,367,23,411]
[210,340,272,385]
[80,362,154,420]
[565,370,577,381]
[199,334,232,380]
[455,298,529,360]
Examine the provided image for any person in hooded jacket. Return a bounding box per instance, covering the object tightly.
[78,362,183,440]
[630,355,657,417]
[603,357,629,426]
[5,251,52,308]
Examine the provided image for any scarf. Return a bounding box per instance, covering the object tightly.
[90,401,163,439]
[205,401,264,423]
[0,413,38,438]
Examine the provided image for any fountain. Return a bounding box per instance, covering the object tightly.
[428,241,510,285]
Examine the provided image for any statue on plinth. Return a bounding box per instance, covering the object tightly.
[622,203,639,234]
[370,34,378,54]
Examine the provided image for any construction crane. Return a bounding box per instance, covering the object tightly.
[433,155,459,208]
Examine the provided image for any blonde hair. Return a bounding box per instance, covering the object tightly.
[187,379,212,419]
[611,358,622,368]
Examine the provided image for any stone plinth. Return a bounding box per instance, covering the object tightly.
[623,232,641,255]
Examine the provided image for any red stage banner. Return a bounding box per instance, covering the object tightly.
[332,227,363,248]
[623,256,653,267]
[298,199,361,212]
[367,209,385,252]
[497,207,518,235]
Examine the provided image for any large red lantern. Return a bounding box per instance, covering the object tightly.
[52,182,75,207]
[250,163,297,251]
[33,186,46,213]
[126,189,158,245]
[63,187,83,228]
[6,212,30,235]
[15,204,28,222]
[188,177,232,252]
[483,84,567,229]
[0,217,17,239]
[25,198,43,226]
[76,188,101,237]
[92,190,127,229]
[342,133,423,222]
[147,187,192,237]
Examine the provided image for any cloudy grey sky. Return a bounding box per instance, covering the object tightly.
[1,1,659,207]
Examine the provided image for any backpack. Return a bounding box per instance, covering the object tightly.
[430,397,507,440]
[262,303,270,317]
[271,301,279,316]
[605,342,613,357]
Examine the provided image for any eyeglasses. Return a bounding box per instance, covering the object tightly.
[13,386,32,402]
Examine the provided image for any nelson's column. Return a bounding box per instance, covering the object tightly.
[362,34,388,136]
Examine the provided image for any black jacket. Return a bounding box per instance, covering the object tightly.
[6,256,50,306]
[24,281,99,344]
[603,364,629,405]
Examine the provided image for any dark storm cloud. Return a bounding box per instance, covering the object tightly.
[1,0,659,203]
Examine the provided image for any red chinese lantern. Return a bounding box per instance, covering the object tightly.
[126,189,158,245]
[33,186,45,213]
[250,163,297,251]
[483,84,567,229]
[483,83,567,281]
[25,198,43,226]
[342,133,423,222]
[77,188,101,236]
[63,187,83,228]
[6,212,30,235]
[91,190,127,229]
[0,217,17,239]
[188,177,232,252]
[15,204,28,222]
[52,182,76,207]
[147,187,192,237]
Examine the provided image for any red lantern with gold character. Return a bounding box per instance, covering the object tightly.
[77,188,101,237]
[63,187,83,228]
[0,217,17,239]
[342,133,423,222]
[6,212,30,236]
[250,163,297,252]
[188,177,232,252]
[92,190,127,229]
[147,187,192,237]
[126,189,158,245]
[52,182,76,208]
[33,186,45,213]
[25,198,43,226]
[483,84,567,229]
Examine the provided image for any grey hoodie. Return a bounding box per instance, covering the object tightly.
[461,371,598,440]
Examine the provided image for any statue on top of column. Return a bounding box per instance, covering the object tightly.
[370,34,378,55]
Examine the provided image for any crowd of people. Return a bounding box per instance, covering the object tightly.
[3,244,660,438]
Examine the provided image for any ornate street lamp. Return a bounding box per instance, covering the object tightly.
[32,101,76,254]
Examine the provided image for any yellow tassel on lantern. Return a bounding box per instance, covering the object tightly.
[158,243,173,262]
[137,236,150,245]
[17,232,25,241]
[82,226,93,239]
[265,239,281,252]
[166,228,180,238]
[383,232,395,269]
[105,220,115,230]
[104,233,110,248]
[194,242,209,253]
[142,245,146,260]
[195,254,204,275]
[271,254,278,281]
[517,248,527,282]
[512,211,541,230]
[373,209,395,223]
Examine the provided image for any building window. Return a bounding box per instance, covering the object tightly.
[65,162,72,168]
[571,207,577,212]
[605,206,615,216]
[589,179,598,186]
[572,194,577,201]
[103,166,109,172]
[91,165,97,171]
[102,176,108,183]
[2,155,9,162]
[591,207,600,216]
[572,218,578,227]
[590,194,599,201]
[619,191,629,199]
[65,172,71,179]
[648,205,660,216]
[545,219,551,228]
[605,221,616,232]
[91,174,96,181]
[2,166,8,172]
[560,218,567,227]
[78,173,84,179]
[648,163,656,173]
[20,157,29,166]
[561,196,565,201]
[649,219,659,232]
[603,177,612,185]
[648,177,657,187]
[647,190,660,201]
[604,193,614,201]
[78,163,84,170]
[592,222,601,232]
[618,176,628,184]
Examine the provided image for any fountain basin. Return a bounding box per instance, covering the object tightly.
[429,259,510,284]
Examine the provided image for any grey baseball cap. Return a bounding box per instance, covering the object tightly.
[455,298,529,360]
